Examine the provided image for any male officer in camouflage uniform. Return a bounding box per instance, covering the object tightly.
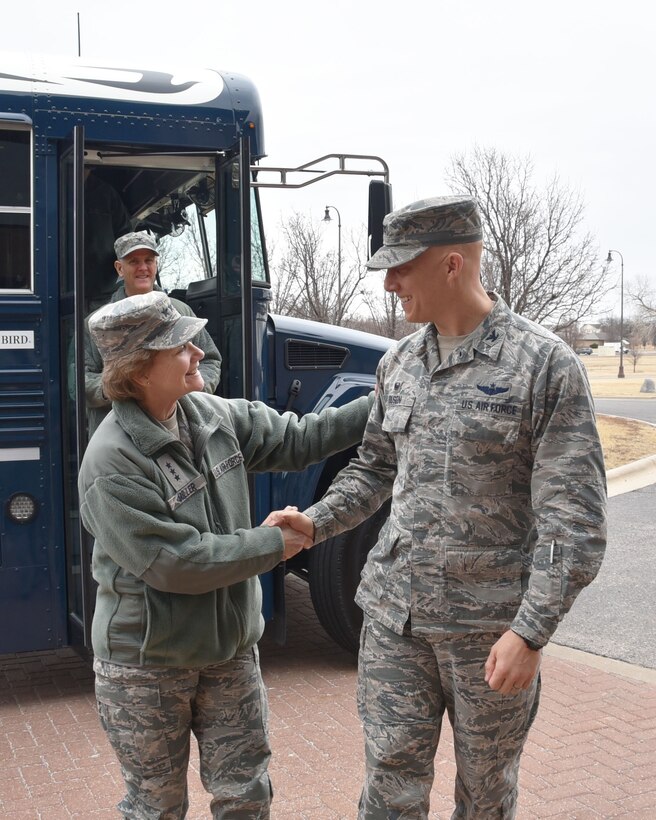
[267,196,607,818]
[84,231,221,436]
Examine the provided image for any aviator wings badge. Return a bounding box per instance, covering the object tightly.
[476,383,510,396]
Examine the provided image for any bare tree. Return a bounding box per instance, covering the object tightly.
[359,284,416,340]
[627,342,643,372]
[155,207,215,292]
[270,212,372,325]
[268,233,308,317]
[154,235,187,289]
[598,315,636,346]
[628,275,656,318]
[628,312,655,349]
[446,147,610,327]
[552,319,581,349]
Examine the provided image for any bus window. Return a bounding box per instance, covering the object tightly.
[250,187,268,285]
[0,125,31,292]
[157,206,216,293]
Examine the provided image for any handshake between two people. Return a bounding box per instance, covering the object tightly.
[262,506,316,560]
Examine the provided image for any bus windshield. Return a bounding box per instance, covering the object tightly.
[157,188,267,294]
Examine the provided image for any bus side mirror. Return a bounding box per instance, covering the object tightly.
[368,180,392,258]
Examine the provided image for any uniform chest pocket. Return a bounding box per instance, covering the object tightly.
[446,413,520,497]
[382,399,415,434]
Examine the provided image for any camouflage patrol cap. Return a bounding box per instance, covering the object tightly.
[114,231,159,260]
[366,196,483,270]
[88,291,207,363]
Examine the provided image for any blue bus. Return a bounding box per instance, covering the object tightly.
[0,54,393,657]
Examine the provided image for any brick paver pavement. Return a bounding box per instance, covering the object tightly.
[1,575,654,819]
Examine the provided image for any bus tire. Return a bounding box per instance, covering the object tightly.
[308,501,390,655]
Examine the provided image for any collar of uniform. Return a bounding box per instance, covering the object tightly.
[109,283,126,302]
[110,281,165,303]
[112,399,182,456]
[409,323,440,363]
[112,393,224,457]
[470,293,508,361]
[409,293,508,365]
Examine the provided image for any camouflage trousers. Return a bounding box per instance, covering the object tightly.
[357,617,541,820]
[93,647,272,819]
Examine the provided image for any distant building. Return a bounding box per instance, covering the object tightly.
[577,325,609,349]
[552,321,609,351]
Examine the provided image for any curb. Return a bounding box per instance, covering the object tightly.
[606,454,656,497]
[566,457,656,677]
[599,412,656,497]
[564,414,656,677]
[545,642,656,684]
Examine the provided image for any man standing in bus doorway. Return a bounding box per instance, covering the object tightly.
[84,231,222,436]
[266,196,607,819]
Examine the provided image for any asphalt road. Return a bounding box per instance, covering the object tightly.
[595,397,656,424]
[550,400,656,669]
[552,484,656,669]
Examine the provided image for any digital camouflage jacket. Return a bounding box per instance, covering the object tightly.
[305,296,607,649]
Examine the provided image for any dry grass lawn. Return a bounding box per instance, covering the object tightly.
[581,354,656,399]
[596,415,656,470]
[578,354,656,469]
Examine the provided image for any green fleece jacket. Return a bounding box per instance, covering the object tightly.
[78,391,372,667]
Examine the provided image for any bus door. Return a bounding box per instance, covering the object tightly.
[217,136,252,399]
[57,134,260,647]
[59,125,94,649]
[55,133,269,645]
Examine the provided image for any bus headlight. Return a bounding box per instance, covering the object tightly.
[6,493,38,524]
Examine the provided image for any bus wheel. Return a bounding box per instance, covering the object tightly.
[308,501,390,655]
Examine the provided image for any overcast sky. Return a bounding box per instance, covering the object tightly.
[2,0,652,320]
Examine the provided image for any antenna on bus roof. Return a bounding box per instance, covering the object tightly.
[77,12,82,57]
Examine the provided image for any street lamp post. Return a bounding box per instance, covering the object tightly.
[323,205,342,318]
[607,249,625,379]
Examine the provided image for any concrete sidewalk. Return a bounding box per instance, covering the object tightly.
[1,575,655,819]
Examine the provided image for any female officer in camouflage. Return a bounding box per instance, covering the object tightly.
[78,291,372,819]
[267,196,607,819]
